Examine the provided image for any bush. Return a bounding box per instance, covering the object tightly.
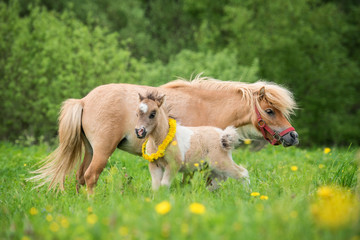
[0,3,145,140]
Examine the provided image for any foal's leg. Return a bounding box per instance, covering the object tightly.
[160,162,180,188]
[149,162,163,191]
[222,161,250,186]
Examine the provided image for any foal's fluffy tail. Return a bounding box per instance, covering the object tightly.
[28,99,84,191]
[220,126,240,150]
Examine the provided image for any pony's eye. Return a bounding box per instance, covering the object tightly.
[149,111,156,119]
[265,109,274,115]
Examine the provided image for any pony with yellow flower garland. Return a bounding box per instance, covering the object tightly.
[135,91,249,190]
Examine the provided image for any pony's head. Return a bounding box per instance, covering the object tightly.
[252,85,298,147]
[135,92,166,139]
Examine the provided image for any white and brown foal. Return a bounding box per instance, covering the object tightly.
[135,92,249,190]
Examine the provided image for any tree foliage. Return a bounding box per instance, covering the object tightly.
[1,0,359,146]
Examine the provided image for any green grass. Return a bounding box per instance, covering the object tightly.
[0,142,359,240]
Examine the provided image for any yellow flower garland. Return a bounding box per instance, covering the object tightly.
[142,118,177,162]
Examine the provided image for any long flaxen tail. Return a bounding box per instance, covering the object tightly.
[29,99,84,191]
[220,126,240,151]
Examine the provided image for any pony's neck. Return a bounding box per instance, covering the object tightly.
[148,110,169,147]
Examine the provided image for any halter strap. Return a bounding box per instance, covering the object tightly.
[254,105,295,145]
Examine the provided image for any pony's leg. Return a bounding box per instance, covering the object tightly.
[84,145,115,195]
[149,162,163,191]
[76,137,92,193]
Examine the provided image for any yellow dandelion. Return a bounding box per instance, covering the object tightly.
[260,195,269,200]
[200,160,205,164]
[194,163,199,167]
[317,186,333,198]
[155,201,171,215]
[323,147,331,154]
[189,203,206,215]
[29,207,38,215]
[45,205,53,213]
[311,186,359,229]
[46,214,53,222]
[145,197,151,202]
[181,223,189,234]
[87,214,98,225]
[21,236,30,240]
[171,140,177,146]
[23,164,27,167]
[244,139,252,145]
[49,222,60,232]
[60,217,69,228]
[319,164,325,169]
[118,226,129,236]
[290,211,298,218]
[291,166,298,171]
[251,192,260,197]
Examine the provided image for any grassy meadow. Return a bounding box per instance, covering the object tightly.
[0,141,359,240]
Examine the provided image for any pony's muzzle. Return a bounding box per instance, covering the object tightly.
[135,127,147,139]
[281,131,299,147]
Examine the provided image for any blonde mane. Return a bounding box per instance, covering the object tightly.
[162,75,297,121]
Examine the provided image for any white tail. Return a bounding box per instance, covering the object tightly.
[220,126,240,150]
[28,99,84,191]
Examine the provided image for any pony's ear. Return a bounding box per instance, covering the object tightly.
[156,94,165,107]
[259,87,266,100]
[138,93,145,101]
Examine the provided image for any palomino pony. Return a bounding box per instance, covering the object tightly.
[135,92,249,190]
[30,76,298,194]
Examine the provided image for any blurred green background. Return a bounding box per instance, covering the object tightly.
[0,0,359,146]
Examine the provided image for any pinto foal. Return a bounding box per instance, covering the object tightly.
[135,92,249,190]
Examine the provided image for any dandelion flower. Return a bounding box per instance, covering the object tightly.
[311,186,359,229]
[251,192,260,197]
[87,214,98,225]
[200,160,205,164]
[46,214,53,222]
[260,195,268,200]
[29,207,38,215]
[194,163,199,167]
[23,164,27,167]
[291,166,298,171]
[244,139,252,145]
[317,186,333,198]
[290,211,298,218]
[155,201,171,215]
[171,141,177,146]
[118,226,129,236]
[45,205,53,213]
[319,164,325,169]
[189,203,206,215]
[181,223,189,234]
[60,217,69,228]
[21,236,30,240]
[49,222,60,232]
[324,148,331,154]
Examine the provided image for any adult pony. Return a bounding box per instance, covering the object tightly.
[30,76,298,194]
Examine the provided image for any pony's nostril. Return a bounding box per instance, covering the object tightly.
[290,131,298,139]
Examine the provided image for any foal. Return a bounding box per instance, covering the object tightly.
[135,92,249,190]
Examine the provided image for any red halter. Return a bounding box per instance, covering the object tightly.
[254,105,295,145]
